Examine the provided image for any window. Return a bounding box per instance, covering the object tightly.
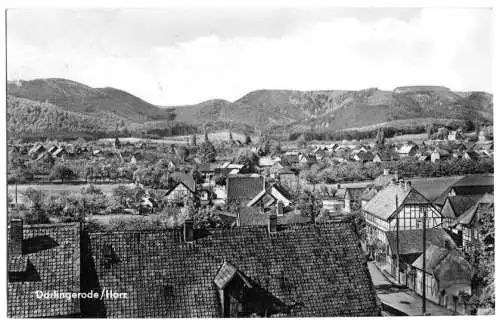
[463,228,472,243]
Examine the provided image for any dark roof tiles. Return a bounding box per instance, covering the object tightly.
[7,222,81,318]
[88,222,380,317]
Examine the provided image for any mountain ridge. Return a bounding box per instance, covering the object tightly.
[8,78,493,136]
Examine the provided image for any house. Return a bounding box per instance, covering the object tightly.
[52,146,67,158]
[409,245,473,314]
[373,152,397,163]
[456,193,494,251]
[383,228,456,280]
[258,156,280,168]
[237,204,311,227]
[373,169,398,188]
[298,153,316,166]
[28,143,46,159]
[440,195,481,228]
[334,186,366,213]
[245,183,293,208]
[413,176,466,207]
[226,174,265,205]
[352,150,374,163]
[398,144,418,158]
[362,181,444,246]
[447,130,462,141]
[220,163,244,175]
[431,148,450,163]
[360,186,379,209]
[198,163,216,184]
[86,220,381,317]
[47,145,58,155]
[8,220,82,317]
[461,150,480,161]
[472,140,493,152]
[448,174,494,197]
[164,172,196,204]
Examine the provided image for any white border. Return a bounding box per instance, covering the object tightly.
[0,1,498,330]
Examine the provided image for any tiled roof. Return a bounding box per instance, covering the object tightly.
[456,193,494,226]
[408,176,464,205]
[373,174,395,188]
[7,223,81,318]
[398,145,416,154]
[446,196,480,217]
[171,172,196,192]
[433,250,474,293]
[363,184,433,220]
[227,175,264,202]
[360,187,379,201]
[452,174,494,188]
[238,206,311,227]
[386,228,455,257]
[87,222,380,317]
[278,167,295,175]
[411,245,449,273]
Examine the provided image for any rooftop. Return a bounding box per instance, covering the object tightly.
[88,222,380,317]
[8,222,81,318]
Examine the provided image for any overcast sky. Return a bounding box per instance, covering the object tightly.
[7,8,492,105]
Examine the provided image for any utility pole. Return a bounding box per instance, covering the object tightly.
[395,194,400,284]
[422,208,427,315]
[15,181,18,211]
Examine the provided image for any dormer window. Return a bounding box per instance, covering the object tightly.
[102,244,120,268]
[213,261,289,317]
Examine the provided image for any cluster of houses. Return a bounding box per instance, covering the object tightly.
[7,128,494,317]
[307,133,493,165]
[361,171,493,314]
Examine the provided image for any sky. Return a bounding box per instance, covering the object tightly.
[7,7,492,106]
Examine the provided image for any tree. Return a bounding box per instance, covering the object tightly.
[298,190,323,222]
[236,149,259,171]
[114,137,121,149]
[464,206,495,315]
[375,128,385,146]
[49,164,76,183]
[176,145,189,162]
[198,140,217,164]
[426,124,432,140]
[23,188,50,224]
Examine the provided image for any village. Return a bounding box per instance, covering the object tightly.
[7,122,495,317]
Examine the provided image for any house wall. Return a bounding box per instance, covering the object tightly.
[269,187,291,207]
[166,184,194,203]
[364,204,442,247]
[389,205,442,231]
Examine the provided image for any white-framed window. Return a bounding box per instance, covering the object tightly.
[463,227,472,243]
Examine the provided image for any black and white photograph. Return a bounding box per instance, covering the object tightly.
[3,1,496,321]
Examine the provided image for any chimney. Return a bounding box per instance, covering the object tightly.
[383,168,390,176]
[405,181,412,190]
[8,219,23,256]
[276,201,284,216]
[184,219,194,242]
[268,214,277,233]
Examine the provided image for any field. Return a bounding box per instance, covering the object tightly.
[99,130,257,145]
[7,183,132,205]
